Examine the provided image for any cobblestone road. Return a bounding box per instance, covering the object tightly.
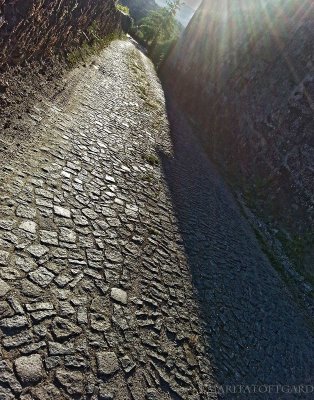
[0,39,312,400]
[0,41,215,400]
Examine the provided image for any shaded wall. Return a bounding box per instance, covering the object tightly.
[0,0,122,70]
[162,0,314,236]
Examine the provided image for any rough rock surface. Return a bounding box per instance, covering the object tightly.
[14,354,43,385]
[0,0,122,70]
[0,39,312,399]
[0,40,214,399]
[162,0,314,263]
[0,1,124,165]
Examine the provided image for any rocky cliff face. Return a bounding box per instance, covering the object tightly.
[162,0,314,241]
[0,0,122,70]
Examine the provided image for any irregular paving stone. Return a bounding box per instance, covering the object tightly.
[54,273,72,287]
[25,302,54,312]
[8,296,24,314]
[14,354,43,385]
[27,245,49,258]
[82,208,98,220]
[20,341,46,355]
[2,331,33,348]
[111,288,127,305]
[0,360,23,393]
[16,205,36,219]
[48,342,75,356]
[105,247,123,263]
[39,230,58,245]
[0,278,11,296]
[20,280,43,297]
[54,206,71,219]
[0,219,16,231]
[0,301,14,318]
[31,310,56,322]
[0,315,29,330]
[96,352,119,376]
[64,355,87,369]
[90,313,111,332]
[19,221,37,234]
[0,250,10,266]
[120,355,136,374]
[99,385,115,400]
[59,227,76,243]
[52,317,82,339]
[45,356,62,370]
[55,369,84,396]
[29,267,54,287]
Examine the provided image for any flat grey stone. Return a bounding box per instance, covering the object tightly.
[96,351,119,376]
[31,310,56,322]
[59,227,76,243]
[64,355,87,369]
[90,313,111,332]
[54,206,71,218]
[40,230,58,245]
[27,244,49,258]
[29,267,54,287]
[19,221,37,234]
[55,369,84,395]
[0,250,10,266]
[16,205,36,219]
[82,208,98,220]
[3,331,33,348]
[0,315,29,330]
[105,248,123,263]
[0,219,15,231]
[0,278,11,297]
[45,356,62,370]
[48,342,75,355]
[25,302,54,312]
[111,288,127,305]
[0,300,14,318]
[52,317,82,339]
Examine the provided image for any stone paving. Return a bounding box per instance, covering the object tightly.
[0,38,313,400]
[0,40,215,399]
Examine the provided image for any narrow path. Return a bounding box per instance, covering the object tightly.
[0,39,312,400]
[0,41,214,400]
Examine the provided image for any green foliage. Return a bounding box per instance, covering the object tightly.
[116,3,130,15]
[144,153,160,166]
[137,0,183,55]
[150,37,177,68]
[67,22,122,67]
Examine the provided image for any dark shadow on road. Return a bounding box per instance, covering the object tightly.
[158,96,314,399]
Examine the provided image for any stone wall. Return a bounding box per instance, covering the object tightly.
[0,0,122,70]
[162,0,314,237]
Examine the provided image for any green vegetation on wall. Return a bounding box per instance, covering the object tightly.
[116,2,130,15]
[67,23,122,66]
